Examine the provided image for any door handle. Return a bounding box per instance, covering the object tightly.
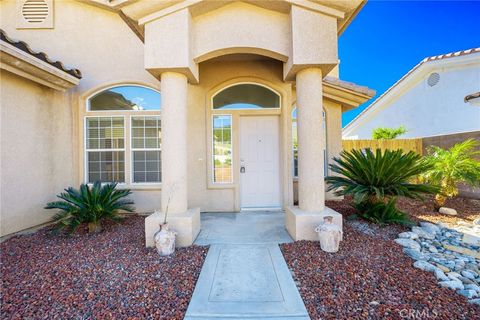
[240,166,246,173]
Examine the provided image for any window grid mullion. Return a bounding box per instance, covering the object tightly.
[131,115,161,184]
[85,115,126,183]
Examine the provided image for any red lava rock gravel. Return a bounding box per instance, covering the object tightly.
[281,204,480,319]
[0,216,208,319]
[396,196,480,225]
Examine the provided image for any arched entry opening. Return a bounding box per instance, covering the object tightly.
[209,80,284,209]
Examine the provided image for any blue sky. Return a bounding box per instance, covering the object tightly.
[339,0,480,127]
[111,86,160,110]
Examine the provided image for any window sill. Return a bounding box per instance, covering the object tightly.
[207,183,236,190]
[117,184,161,191]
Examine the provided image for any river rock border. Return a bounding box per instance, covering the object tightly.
[395,222,480,305]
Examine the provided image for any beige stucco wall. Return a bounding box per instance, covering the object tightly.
[0,0,347,236]
[192,2,290,63]
[285,4,338,79]
[142,1,339,81]
[0,72,74,236]
[0,0,159,235]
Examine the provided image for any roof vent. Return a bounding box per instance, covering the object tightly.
[22,0,49,23]
[427,72,440,87]
[16,0,53,29]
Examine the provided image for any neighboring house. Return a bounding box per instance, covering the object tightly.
[343,48,480,139]
[0,0,374,245]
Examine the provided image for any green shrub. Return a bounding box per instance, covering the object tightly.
[353,198,412,226]
[372,125,407,139]
[421,139,480,208]
[45,182,134,233]
[326,148,437,225]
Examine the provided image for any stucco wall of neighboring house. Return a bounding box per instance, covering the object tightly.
[343,55,480,139]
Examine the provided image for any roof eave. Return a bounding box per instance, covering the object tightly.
[343,49,480,134]
[323,81,375,112]
[337,0,367,36]
[109,0,366,41]
[1,42,80,91]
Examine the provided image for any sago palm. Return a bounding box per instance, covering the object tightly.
[421,139,480,208]
[326,148,437,224]
[45,182,134,233]
[327,148,436,204]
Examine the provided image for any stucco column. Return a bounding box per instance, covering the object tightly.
[160,72,188,214]
[296,68,325,212]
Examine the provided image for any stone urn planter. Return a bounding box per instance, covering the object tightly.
[154,223,177,256]
[315,216,343,253]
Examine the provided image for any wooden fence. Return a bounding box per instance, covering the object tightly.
[342,139,423,155]
[341,132,479,199]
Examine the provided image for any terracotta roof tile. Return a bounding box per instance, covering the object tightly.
[423,48,480,63]
[465,91,480,103]
[1,29,82,79]
[324,76,375,97]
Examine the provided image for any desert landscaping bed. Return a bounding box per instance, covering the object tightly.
[280,197,479,320]
[0,216,208,320]
[395,196,480,226]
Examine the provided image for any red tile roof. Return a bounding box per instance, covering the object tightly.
[1,29,82,79]
[465,92,480,103]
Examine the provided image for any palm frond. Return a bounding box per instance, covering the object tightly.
[326,148,436,225]
[327,148,436,201]
[421,139,480,203]
[45,182,135,233]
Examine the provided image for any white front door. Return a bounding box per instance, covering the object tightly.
[240,116,281,209]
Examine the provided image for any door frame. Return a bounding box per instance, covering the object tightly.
[205,77,294,212]
[239,115,282,210]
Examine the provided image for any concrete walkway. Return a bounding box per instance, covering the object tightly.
[185,212,310,320]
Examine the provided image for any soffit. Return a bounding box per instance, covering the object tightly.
[134,0,349,25]
[118,0,362,30]
[79,0,366,40]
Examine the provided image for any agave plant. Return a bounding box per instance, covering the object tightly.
[45,182,134,233]
[421,139,480,208]
[326,148,437,224]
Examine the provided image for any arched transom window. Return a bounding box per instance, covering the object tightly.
[85,85,161,184]
[210,83,280,184]
[213,83,280,110]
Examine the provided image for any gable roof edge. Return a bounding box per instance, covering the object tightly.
[343,48,480,135]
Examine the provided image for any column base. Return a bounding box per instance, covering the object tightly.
[285,206,343,241]
[145,208,200,247]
